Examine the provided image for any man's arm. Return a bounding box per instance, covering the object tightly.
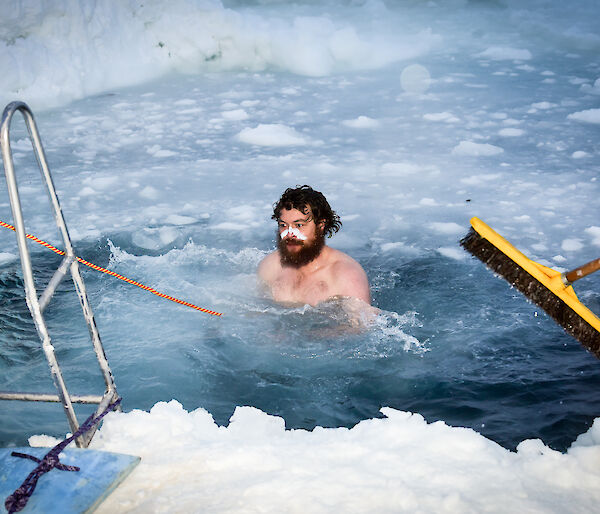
[331,258,371,305]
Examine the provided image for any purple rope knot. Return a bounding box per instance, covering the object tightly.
[39,455,57,472]
[5,397,121,514]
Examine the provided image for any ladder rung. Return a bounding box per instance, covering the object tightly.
[39,254,75,313]
[0,391,104,404]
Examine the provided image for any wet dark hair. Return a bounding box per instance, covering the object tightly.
[272,185,341,238]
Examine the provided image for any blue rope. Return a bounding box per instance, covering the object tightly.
[5,397,122,514]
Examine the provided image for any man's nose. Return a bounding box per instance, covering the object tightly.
[281,226,306,240]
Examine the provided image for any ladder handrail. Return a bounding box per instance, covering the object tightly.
[0,101,119,448]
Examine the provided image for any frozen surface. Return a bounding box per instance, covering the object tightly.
[1,0,600,511]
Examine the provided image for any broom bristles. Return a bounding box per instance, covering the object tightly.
[460,227,600,358]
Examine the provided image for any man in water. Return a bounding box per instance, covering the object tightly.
[258,185,370,307]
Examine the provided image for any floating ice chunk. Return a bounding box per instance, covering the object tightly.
[147,145,177,157]
[476,46,532,61]
[437,247,466,260]
[568,108,600,124]
[79,186,96,197]
[164,214,196,225]
[236,124,308,146]
[531,101,557,110]
[498,128,525,137]
[11,138,33,151]
[380,241,420,255]
[68,115,91,124]
[222,109,249,121]
[516,64,535,72]
[155,149,177,157]
[580,78,600,95]
[159,227,179,245]
[584,226,600,246]
[430,222,464,235]
[419,198,438,206]
[212,222,257,231]
[131,232,159,250]
[139,186,159,200]
[423,112,460,123]
[561,238,584,252]
[174,99,196,106]
[571,151,589,159]
[313,161,339,174]
[211,204,261,231]
[132,227,178,250]
[380,162,421,176]
[0,252,16,265]
[179,106,204,114]
[452,141,504,156]
[83,176,119,190]
[342,116,380,129]
[460,173,502,185]
[513,215,531,222]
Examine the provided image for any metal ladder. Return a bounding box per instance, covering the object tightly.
[0,101,120,448]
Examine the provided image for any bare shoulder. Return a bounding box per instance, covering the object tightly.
[328,248,371,304]
[257,250,281,281]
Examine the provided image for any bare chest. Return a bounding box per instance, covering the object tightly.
[270,268,333,306]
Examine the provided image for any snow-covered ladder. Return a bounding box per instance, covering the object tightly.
[0,101,120,448]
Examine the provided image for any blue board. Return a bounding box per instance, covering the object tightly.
[0,447,140,513]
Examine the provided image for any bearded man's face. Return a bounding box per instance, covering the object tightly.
[277,207,325,267]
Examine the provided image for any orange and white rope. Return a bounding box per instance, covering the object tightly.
[0,219,222,317]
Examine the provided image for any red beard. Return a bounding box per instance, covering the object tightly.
[278,231,325,268]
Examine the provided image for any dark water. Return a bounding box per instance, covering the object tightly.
[1,237,599,452]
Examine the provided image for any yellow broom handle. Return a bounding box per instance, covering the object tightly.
[564,258,600,284]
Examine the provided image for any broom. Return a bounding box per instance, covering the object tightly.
[460,217,600,358]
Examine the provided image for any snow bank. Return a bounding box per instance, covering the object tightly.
[82,401,600,513]
[0,0,440,111]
